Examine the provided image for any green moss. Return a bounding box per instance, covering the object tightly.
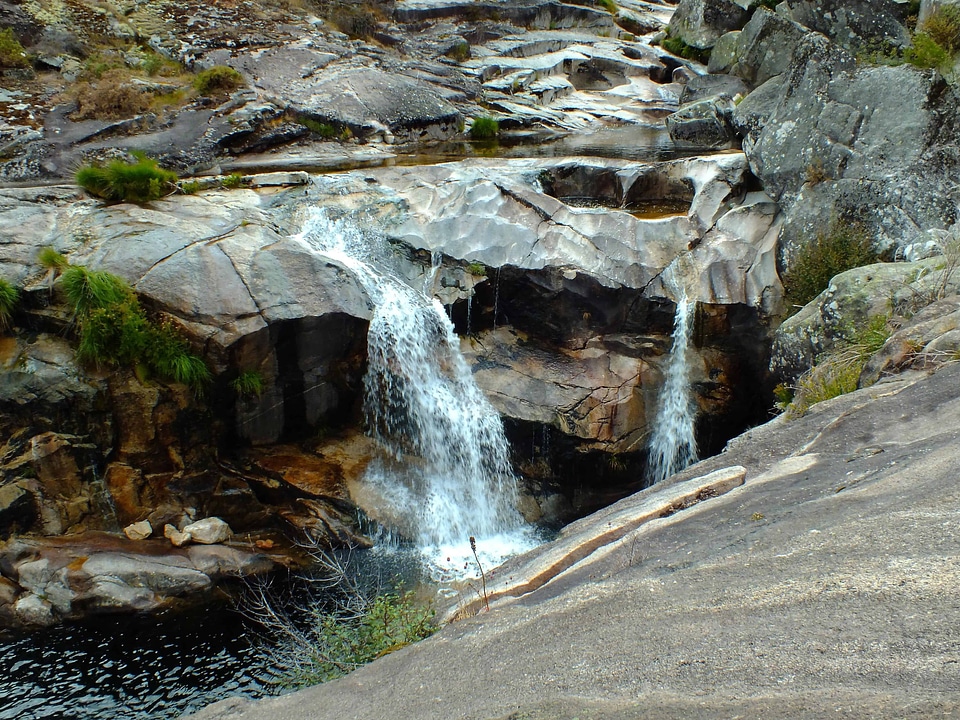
[469,116,499,140]
[904,32,950,68]
[76,155,178,203]
[597,0,617,14]
[445,41,471,62]
[920,4,960,54]
[299,116,338,138]
[180,180,203,195]
[661,35,711,64]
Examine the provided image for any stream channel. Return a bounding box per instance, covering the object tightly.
[0,125,705,720]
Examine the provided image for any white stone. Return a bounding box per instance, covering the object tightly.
[164,523,192,547]
[13,593,56,626]
[123,520,153,540]
[182,517,233,545]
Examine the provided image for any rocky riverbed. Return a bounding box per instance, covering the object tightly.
[3,0,960,715]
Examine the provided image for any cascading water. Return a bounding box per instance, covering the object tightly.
[646,293,698,484]
[294,209,533,575]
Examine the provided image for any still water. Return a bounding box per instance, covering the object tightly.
[0,604,273,720]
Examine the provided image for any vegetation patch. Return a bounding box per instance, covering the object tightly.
[444,41,471,62]
[921,4,960,54]
[781,315,892,418]
[221,172,246,189]
[72,69,154,120]
[57,264,210,391]
[232,370,264,398]
[781,223,879,312]
[193,65,245,95]
[596,0,617,15]
[298,115,338,138]
[469,116,499,140]
[661,35,711,64]
[76,154,178,203]
[0,28,28,69]
[0,279,19,331]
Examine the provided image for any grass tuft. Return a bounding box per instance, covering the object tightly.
[469,116,499,140]
[0,279,19,331]
[76,155,178,203]
[232,370,264,398]
[0,27,28,69]
[38,247,70,271]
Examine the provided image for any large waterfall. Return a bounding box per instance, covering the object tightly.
[646,293,698,484]
[294,209,532,574]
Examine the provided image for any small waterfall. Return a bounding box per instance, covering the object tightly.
[294,209,531,573]
[646,293,698,484]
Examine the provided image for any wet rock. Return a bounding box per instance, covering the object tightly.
[13,593,55,627]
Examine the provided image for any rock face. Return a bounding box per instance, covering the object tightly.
[185,361,960,720]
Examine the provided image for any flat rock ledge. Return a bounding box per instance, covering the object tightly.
[0,533,277,627]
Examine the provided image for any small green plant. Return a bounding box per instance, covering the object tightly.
[904,32,950,69]
[180,180,203,195]
[76,155,178,203]
[0,27,28,69]
[193,65,245,95]
[782,224,878,311]
[38,247,69,272]
[470,116,499,140]
[661,35,711,64]
[232,370,264,398]
[466,262,486,276]
[751,512,765,521]
[0,278,19,331]
[445,41,471,62]
[221,173,245,189]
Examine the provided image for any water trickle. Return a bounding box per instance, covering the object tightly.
[466,295,473,336]
[646,294,698,484]
[493,266,502,331]
[294,210,532,573]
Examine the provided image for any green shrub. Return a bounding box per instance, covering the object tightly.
[904,32,949,68]
[921,5,960,54]
[180,180,203,195]
[782,224,878,311]
[76,155,178,203]
[0,279,19,331]
[0,28,28,69]
[283,588,436,688]
[231,370,264,398]
[193,65,245,95]
[59,264,209,391]
[469,116,499,140]
[466,262,486,276]
[597,0,617,14]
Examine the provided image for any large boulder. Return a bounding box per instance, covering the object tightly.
[668,0,751,50]
[782,0,912,50]
[732,33,960,260]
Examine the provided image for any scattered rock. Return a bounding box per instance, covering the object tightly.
[123,520,153,540]
[164,524,193,547]
[181,517,234,545]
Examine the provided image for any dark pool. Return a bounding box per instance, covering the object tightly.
[0,604,274,720]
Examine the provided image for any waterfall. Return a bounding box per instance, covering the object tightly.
[646,294,698,484]
[294,209,531,573]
